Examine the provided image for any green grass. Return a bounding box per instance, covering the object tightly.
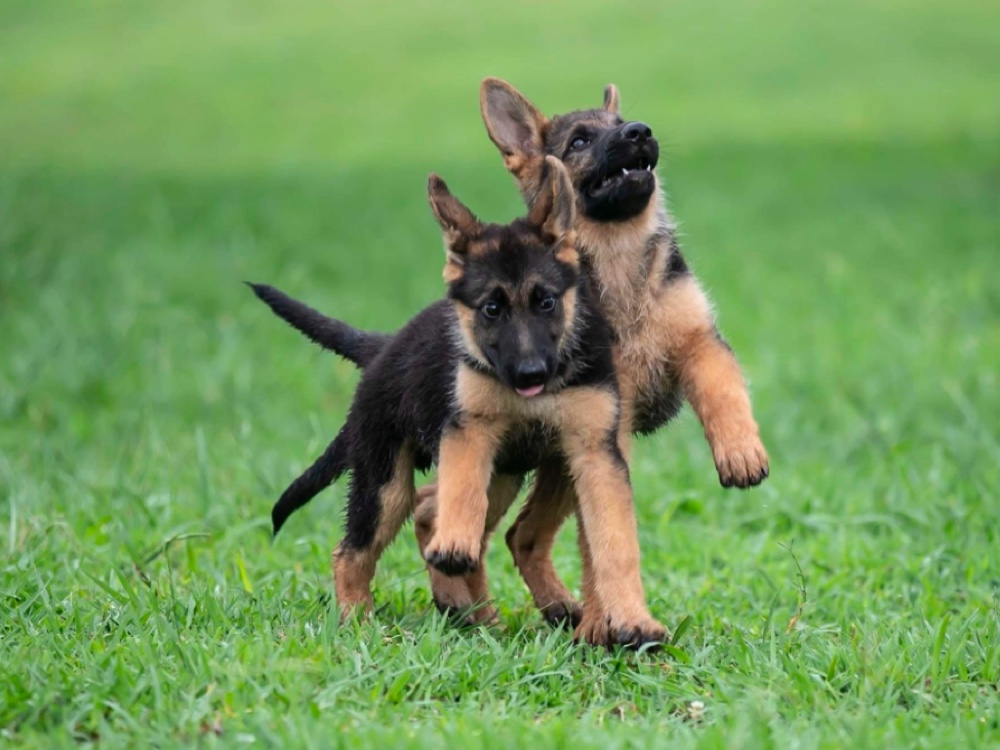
[2,0,1000,747]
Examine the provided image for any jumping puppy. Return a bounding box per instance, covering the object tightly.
[254,158,667,647]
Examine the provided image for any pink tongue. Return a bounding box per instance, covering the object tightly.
[516,384,544,398]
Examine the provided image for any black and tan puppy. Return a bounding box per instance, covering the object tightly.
[254,158,666,646]
[255,80,769,644]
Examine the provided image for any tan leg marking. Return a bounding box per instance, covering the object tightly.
[413,483,470,613]
[332,446,416,621]
[505,463,581,626]
[416,475,520,624]
[558,388,667,648]
[423,418,507,576]
[661,277,769,488]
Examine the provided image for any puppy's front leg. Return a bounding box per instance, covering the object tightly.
[666,276,769,488]
[416,474,522,624]
[424,418,505,577]
[680,331,769,489]
[559,388,667,649]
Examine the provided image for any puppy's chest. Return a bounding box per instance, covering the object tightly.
[459,375,571,428]
[594,262,676,389]
[595,258,685,433]
[454,371,572,475]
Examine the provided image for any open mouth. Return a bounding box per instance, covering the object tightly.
[515,384,545,398]
[589,153,657,195]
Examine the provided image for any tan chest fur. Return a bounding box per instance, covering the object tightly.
[576,186,715,423]
[455,365,616,439]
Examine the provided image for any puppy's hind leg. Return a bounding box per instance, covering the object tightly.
[334,443,416,620]
[416,474,522,625]
[505,462,581,628]
[559,388,666,650]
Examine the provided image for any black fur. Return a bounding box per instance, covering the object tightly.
[247,282,390,368]
[633,386,684,436]
[664,247,690,282]
[271,428,349,536]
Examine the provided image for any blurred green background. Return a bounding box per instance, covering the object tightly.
[2,0,999,747]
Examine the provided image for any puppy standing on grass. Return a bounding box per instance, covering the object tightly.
[254,158,667,645]
[254,80,769,646]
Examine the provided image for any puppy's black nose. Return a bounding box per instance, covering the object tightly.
[514,360,547,388]
[621,121,652,143]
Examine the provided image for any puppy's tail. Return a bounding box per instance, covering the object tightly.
[246,282,391,369]
[272,427,350,537]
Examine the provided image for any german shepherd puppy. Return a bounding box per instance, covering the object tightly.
[256,80,769,645]
[254,158,667,645]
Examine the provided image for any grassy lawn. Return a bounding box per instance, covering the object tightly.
[2,0,999,747]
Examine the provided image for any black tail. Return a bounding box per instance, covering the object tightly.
[272,428,350,536]
[247,282,391,369]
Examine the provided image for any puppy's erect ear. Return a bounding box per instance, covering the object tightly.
[480,78,549,168]
[529,156,576,248]
[602,84,621,115]
[428,174,480,241]
[428,174,481,278]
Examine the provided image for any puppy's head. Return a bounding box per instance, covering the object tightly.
[429,157,581,398]
[480,78,659,223]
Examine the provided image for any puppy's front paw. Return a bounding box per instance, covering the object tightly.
[336,595,374,624]
[612,617,669,651]
[540,600,583,629]
[713,428,770,489]
[424,537,481,577]
[574,612,668,651]
[434,598,498,627]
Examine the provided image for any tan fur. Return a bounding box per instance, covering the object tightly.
[332,547,376,617]
[416,474,522,624]
[418,370,665,644]
[557,285,578,352]
[678,329,768,487]
[603,84,620,114]
[554,238,579,269]
[443,259,463,284]
[556,387,666,646]
[413,484,492,622]
[505,466,580,622]
[423,405,510,566]
[333,445,416,620]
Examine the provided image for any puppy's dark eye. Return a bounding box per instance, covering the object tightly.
[481,301,502,320]
[570,137,589,150]
[538,296,556,313]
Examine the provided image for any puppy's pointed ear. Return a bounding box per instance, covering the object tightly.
[428,174,480,241]
[480,78,549,168]
[428,174,480,278]
[529,156,576,246]
[602,84,620,115]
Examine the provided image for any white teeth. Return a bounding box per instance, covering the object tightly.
[622,168,628,176]
[645,165,651,171]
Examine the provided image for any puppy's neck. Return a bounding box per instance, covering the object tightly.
[575,183,674,332]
